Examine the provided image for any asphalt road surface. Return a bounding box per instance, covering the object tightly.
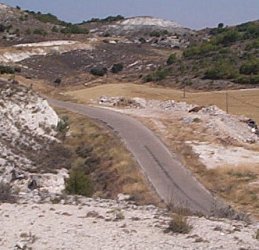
[49,99,220,215]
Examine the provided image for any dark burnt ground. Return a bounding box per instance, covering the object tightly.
[19,42,168,85]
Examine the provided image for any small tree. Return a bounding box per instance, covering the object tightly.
[54,78,62,87]
[33,28,47,36]
[90,67,107,76]
[56,116,69,133]
[111,63,123,73]
[167,54,177,65]
[218,23,224,29]
[65,168,93,197]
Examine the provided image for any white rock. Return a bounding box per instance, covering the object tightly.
[117,193,131,201]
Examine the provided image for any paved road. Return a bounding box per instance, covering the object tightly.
[49,99,219,215]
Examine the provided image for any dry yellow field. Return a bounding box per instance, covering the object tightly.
[65,83,259,123]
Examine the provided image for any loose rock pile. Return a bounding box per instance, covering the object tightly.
[99,96,142,108]
[99,96,259,144]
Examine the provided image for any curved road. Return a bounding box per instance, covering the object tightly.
[49,99,219,215]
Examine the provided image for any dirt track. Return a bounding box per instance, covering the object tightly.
[49,99,221,215]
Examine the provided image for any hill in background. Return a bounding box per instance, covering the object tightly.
[0,3,258,90]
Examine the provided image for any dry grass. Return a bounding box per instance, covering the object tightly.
[16,75,259,123]
[139,117,259,218]
[164,214,192,234]
[18,78,259,213]
[205,166,259,217]
[65,83,259,123]
[163,120,259,217]
[55,108,160,205]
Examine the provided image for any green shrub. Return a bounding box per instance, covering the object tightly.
[33,29,47,36]
[32,12,68,26]
[167,54,177,65]
[56,116,69,133]
[85,15,124,23]
[60,24,89,34]
[65,168,93,197]
[183,43,218,58]
[237,21,259,39]
[90,67,107,76]
[249,75,259,84]
[234,74,259,85]
[204,68,222,79]
[102,15,124,22]
[111,63,123,73]
[214,30,240,46]
[150,29,169,37]
[204,60,237,80]
[0,65,15,74]
[234,75,250,84]
[150,30,161,37]
[245,39,259,50]
[164,214,192,234]
[85,18,100,23]
[144,68,170,82]
[204,67,234,80]
[240,60,259,75]
[209,27,226,35]
[183,46,199,58]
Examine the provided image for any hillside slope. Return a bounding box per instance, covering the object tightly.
[0,80,71,199]
[143,20,259,89]
[0,3,88,45]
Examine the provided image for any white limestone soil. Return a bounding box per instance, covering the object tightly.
[0,199,258,250]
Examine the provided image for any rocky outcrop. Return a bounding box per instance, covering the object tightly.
[0,80,69,198]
